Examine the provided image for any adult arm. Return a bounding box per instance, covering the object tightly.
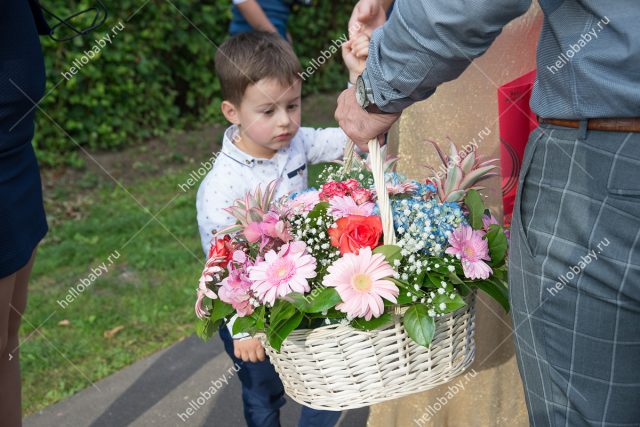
[364,0,532,113]
[234,0,278,33]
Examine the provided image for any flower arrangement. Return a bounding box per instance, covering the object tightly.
[195,140,509,350]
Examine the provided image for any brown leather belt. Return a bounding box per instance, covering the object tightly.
[539,117,640,133]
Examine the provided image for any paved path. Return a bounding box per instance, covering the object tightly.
[24,335,369,427]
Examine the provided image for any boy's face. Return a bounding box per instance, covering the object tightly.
[223,78,302,159]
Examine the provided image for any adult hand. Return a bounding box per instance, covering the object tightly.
[335,87,401,150]
[348,0,387,38]
[233,337,266,363]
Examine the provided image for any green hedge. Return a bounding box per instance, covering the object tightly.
[35,0,355,167]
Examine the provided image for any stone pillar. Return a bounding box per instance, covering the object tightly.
[369,4,542,427]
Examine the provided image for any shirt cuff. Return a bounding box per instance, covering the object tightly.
[226,314,251,339]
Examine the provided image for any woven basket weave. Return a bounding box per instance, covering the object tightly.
[260,140,477,410]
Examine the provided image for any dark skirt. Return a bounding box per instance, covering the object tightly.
[0,0,49,278]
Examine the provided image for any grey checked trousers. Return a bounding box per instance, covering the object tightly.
[509,124,640,426]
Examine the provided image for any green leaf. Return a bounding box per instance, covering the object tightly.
[286,292,311,312]
[464,189,485,230]
[267,311,304,351]
[432,293,466,314]
[427,273,444,289]
[254,305,266,330]
[373,244,403,264]
[232,315,257,335]
[307,201,329,219]
[306,288,342,313]
[196,317,220,341]
[486,224,508,267]
[351,312,392,330]
[403,305,436,347]
[474,278,510,313]
[446,271,464,285]
[269,300,296,329]
[211,299,234,322]
[458,283,472,297]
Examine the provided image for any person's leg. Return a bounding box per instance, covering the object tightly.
[219,325,285,427]
[298,406,342,427]
[510,126,640,425]
[0,250,35,427]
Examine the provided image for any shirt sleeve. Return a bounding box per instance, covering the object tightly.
[364,0,532,113]
[196,170,237,258]
[297,127,348,165]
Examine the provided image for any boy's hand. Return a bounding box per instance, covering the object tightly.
[233,337,266,363]
[343,34,371,84]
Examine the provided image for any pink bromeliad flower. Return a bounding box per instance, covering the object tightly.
[323,247,398,320]
[249,241,317,305]
[328,195,375,219]
[446,224,493,280]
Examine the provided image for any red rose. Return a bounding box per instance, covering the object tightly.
[320,181,349,200]
[343,178,361,192]
[207,235,234,268]
[328,215,383,255]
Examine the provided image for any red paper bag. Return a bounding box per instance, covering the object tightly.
[498,70,537,227]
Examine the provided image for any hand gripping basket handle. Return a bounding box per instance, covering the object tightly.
[343,139,396,245]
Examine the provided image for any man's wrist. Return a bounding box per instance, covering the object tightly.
[356,72,394,114]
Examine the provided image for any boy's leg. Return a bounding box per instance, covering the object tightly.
[298,406,342,427]
[219,325,285,427]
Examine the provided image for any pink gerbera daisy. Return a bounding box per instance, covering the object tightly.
[445,224,493,280]
[249,241,317,305]
[328,195,375,219]
[323,247,398,320]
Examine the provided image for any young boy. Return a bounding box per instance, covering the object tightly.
[196,32,367,427]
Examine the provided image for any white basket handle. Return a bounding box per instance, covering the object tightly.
[343,139,396,245]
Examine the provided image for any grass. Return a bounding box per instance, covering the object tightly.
[21,92,340,415]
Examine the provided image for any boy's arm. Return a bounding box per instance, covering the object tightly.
[298,127,349,165]
[233,0,278,33]
[196,174,236,257]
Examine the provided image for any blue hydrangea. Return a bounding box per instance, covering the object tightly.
[391,191,467,257]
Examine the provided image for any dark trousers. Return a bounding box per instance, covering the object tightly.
[510,124,640,426]
[219,325,341,427]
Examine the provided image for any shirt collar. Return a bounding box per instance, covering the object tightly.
[220,125,258,167]
[220,125,291,173]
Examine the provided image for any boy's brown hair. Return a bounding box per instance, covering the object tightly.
[215,32,302,106]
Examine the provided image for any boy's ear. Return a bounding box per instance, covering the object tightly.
[221,100,240,125]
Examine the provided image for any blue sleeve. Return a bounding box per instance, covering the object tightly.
[363,0,532,113]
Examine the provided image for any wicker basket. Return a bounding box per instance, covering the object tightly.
[260,140,477,410]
